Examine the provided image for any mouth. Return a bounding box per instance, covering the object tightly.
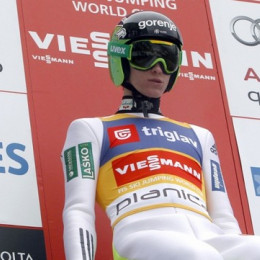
[148,78,163,83]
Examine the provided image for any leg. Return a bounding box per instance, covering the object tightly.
[206,234,260,260]
[115,230,224,260]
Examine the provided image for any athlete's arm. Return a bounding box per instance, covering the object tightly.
[192,125,241,234]
[61,118,103,260]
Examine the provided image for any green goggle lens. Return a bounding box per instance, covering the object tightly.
[130,40,180,74]
[108,40,181,75]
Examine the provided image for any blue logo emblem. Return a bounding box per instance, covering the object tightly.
[211,160,225,192]
[251,167,260,196]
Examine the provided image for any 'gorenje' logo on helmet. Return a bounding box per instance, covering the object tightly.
[138,19,177,31]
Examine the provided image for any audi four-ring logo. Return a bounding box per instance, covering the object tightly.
[230,16,260,46]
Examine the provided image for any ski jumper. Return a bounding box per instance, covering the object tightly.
[62,111,260,260]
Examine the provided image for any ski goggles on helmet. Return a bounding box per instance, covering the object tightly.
[108,39,181,75]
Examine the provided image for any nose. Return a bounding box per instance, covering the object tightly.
[151,62,164,73]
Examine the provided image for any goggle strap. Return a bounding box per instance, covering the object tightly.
[108,42,132,59]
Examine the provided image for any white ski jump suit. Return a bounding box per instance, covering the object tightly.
[62,110,260,260]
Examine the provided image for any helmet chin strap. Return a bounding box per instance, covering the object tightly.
[118,82,161,117]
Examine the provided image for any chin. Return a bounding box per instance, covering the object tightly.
[146,94,162,99]
[145,91,164,99]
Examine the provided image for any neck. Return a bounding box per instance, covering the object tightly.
[117,83,162,117]
[117,95,162,117]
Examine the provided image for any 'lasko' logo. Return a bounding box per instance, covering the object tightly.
[108,124,140,148]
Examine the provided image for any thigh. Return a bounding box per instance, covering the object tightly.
[206,234,260,260]
[114,230,223,260]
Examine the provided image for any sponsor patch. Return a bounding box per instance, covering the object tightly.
[108,124,140,148]
[138,19,177,31]
[108,42,131,58]
[115,26,126,39]
[210,144,218,155]
[141,126,198,148]
[79,143,95,179]
[112,150,202,189]
[210,160,225,192]
[64,146,78,182]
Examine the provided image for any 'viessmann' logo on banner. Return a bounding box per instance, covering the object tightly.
[0,142,29,175]
[28,31,109,68]
[28,31,216,81]
[112,150,202,189]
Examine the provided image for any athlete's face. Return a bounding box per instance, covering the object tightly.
[128,63,170,98]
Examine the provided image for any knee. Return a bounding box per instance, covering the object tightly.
[222,235,260,260]
[241,236,260,260]
[186,243,223,260]
[115,230,224,260]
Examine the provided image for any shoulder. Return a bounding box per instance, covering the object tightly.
[65,117,104,140]
[190,124,212,136]
[189,124,216,151]
[67,116,108,132]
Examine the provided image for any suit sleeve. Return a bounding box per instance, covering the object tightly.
[192,125,241,235]
[61,118,103,260]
